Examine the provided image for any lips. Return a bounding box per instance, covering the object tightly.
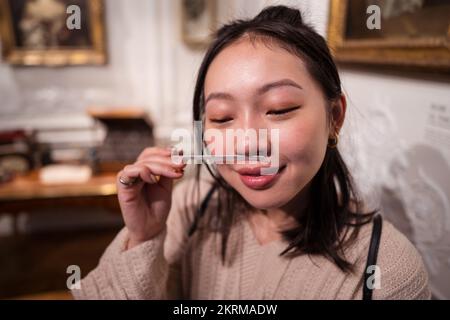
[237,165,286,190]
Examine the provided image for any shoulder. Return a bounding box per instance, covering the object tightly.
[374,219,431,299]
[352,217,431,300]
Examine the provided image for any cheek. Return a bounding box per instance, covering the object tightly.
[279,115,329,165]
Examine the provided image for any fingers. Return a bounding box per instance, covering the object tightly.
[119,161,182,187]
[135,156,186,171]
[137,146,187,165]
[118,146,187,193]
[139,158,186,192]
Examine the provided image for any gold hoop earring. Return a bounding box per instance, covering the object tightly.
[328,133,339,148]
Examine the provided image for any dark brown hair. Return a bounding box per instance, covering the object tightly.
[188,5,376,272]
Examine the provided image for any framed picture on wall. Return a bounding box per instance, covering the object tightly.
[327,0,450,73]
[0,0,106,66]
[181,0,217,49]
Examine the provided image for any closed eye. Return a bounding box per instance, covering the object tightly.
[267,106,301,116]
[210,117,233,123]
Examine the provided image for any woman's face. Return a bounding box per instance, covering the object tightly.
[203,38,343,210]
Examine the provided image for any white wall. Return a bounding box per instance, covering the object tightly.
[0,0,449,298]
[340,69,450,300]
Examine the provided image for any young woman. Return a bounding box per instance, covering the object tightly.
[72,6,430,300]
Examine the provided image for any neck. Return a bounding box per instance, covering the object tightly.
[246,185,310,245]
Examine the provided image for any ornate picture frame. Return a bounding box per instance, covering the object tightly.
[181,0,217,49]
[327,0,450,73]
[0,0,106,66]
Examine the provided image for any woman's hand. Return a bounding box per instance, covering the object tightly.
[116,147,186,249]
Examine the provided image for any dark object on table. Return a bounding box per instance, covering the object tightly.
[0,129,37,182]
[88,107,155,172]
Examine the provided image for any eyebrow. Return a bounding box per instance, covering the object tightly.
[257,79,303,95]
[204,79,303,107]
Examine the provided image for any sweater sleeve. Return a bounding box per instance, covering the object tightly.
[71,226,172,300]
[70,178,205,300]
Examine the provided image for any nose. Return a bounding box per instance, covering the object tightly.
[232,114,272,159]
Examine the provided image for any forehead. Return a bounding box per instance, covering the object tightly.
[204,38,312,95]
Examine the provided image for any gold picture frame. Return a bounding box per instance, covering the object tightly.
[181,0,217,49]
[327,0,450,73]
[0,0,106,66]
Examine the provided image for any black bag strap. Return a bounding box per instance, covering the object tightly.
[188,184,217,237]
[363,214,383,300]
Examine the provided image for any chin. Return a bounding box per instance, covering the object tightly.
[238,188,291,210]
[246,199,286,210]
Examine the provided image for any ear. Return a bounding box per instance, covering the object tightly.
[330,94,346,134]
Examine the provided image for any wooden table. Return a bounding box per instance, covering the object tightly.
[0,170,122,298]
[0,171,121,233]
[13,290,73,300]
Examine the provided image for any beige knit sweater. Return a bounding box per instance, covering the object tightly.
[71,177,431,300]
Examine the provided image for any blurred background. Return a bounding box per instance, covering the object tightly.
[0,0,449,299]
